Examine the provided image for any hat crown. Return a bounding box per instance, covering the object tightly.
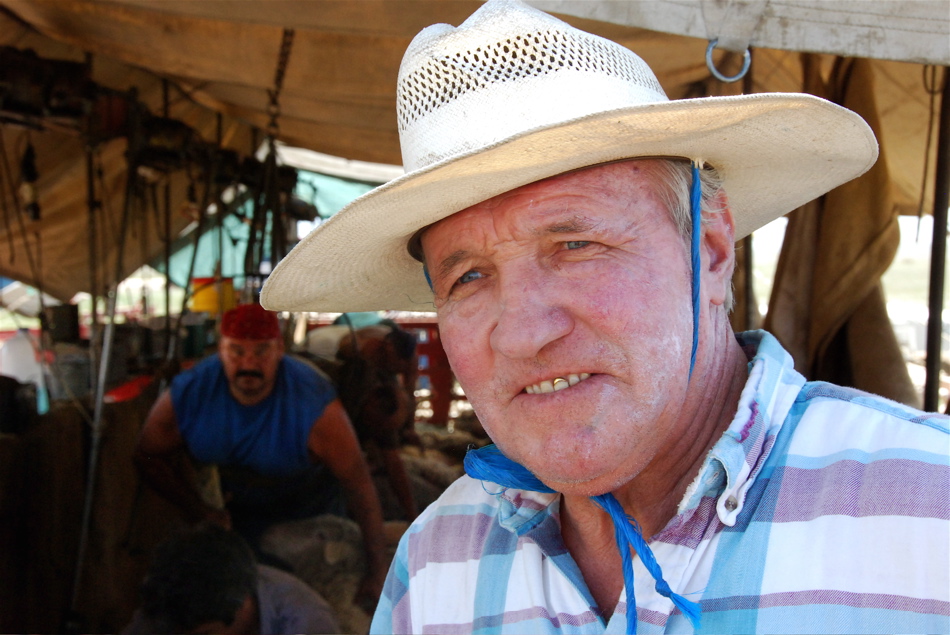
[396,0,668,171]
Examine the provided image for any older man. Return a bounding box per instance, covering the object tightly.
[260,1,950,633]
[134,303,388,605]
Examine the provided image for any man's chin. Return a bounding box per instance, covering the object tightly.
[522,458,634,498]
[547,477,627,499]
[232,378,265,398]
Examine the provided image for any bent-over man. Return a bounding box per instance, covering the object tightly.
[121,524,340,634]
[134,303,388,606]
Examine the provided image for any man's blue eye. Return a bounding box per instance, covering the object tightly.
[565,240,590,250]
[458,270,482,284]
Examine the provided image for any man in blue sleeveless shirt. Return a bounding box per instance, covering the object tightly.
[134,303,388,607]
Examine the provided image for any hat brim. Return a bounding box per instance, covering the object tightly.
[262,92,877,313]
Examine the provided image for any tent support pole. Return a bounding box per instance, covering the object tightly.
[924,68,950,412]
[84,146,99,397]
[68,96,140,622]
[163,80,172,345]
[68,168,136,621]
[742,51,756,330]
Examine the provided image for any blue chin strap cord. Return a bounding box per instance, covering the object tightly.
[688,160,702,380]
[461,161,705,634]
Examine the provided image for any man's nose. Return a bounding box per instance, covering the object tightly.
[489,270,572,360]
[236,352,263,366]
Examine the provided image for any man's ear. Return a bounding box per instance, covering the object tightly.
[701,192,737,307]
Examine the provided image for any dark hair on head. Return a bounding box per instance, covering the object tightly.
[140,525,258,633]
[385,327,418,360]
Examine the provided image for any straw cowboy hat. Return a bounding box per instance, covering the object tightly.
[261,0,877,313]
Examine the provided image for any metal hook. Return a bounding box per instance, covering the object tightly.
[706,38,751,83]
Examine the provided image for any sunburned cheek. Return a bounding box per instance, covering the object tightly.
[438,329,495,418]
[640,330,688,415]
[442,344,477,391]
[635,304,690,380]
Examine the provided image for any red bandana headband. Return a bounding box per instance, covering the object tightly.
[220,303,280,340]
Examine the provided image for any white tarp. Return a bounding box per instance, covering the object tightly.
[534,1,950,65]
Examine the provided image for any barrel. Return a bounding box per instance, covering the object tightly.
[190,277,236,315]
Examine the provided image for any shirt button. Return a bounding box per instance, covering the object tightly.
[725,496,738,511]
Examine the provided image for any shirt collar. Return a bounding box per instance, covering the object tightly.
[497,486,559,536]
[679,330,805,526]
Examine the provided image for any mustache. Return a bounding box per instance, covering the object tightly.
[235,369,265,380]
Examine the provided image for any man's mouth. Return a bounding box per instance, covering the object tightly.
[524,373,591,394]
[236,370,265,380]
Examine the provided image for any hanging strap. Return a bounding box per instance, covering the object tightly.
[688,161,702,379]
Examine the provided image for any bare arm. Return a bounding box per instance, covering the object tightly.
[308,399,388,607]
[133,390,231,528]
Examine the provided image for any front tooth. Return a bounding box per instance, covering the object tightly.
[580,373,590,380]
[568,373,580,386]
[539,380,555,394]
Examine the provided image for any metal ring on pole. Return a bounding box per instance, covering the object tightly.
[706,38,751,83]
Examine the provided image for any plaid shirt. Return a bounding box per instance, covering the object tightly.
[372,331,950,634]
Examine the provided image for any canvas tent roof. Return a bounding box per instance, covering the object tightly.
[0,0,947,302]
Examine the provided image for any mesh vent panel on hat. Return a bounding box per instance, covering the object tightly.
[397,28,666,131]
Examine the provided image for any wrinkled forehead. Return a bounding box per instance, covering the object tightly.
[409,158,671,262]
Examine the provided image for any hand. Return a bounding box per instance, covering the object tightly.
[354,567,387,616]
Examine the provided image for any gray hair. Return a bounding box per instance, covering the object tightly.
[646,159,735,311]
[647,159,726,240]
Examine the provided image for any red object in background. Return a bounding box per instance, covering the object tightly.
[0,328,40,345]
[104,360,195,404]
[409,323,455,426]
[104,374,154,403]
[304,315,462,427]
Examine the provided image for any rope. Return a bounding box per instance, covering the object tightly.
[688,162,702,379]
[267,28,295,138]
[243,27,296,280]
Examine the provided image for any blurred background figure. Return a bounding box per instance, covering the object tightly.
[306,318,428,521]
[121,524,339,635]
[134,303,387,605]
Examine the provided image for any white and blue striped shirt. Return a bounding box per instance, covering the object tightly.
[372,331,950,634]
